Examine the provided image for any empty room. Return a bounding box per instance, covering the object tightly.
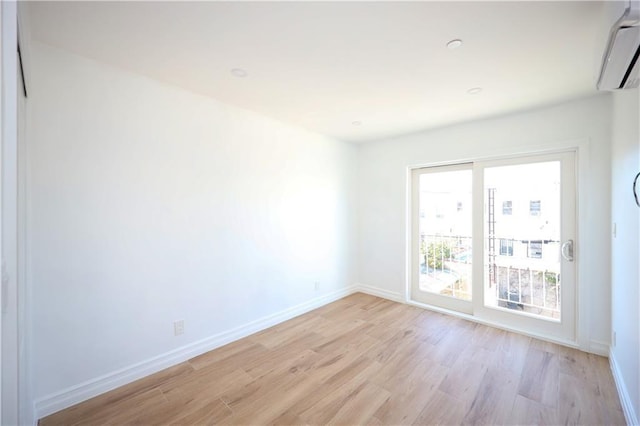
[1,0,639,425]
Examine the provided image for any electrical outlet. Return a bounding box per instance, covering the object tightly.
[314,281,320,291]
[174,320,184,336]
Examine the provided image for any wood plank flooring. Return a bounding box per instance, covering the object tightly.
[40,293,626,425]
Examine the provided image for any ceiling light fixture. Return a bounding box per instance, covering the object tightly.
[231,68,248,78]
[446,39,463,50]
[352,121,362,126]
[467,87,482,95]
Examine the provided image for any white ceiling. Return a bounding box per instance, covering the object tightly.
[28,1,609,143]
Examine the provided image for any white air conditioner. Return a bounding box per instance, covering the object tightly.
[598,0,640,90]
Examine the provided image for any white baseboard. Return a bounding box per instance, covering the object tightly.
[33,285,359,422]
[610,350,639,426]
[588,340,610,357]
[354,283,404,303]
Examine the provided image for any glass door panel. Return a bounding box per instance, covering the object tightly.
[483,161,562,320]
[411,165,473,313]
[474,152,576,341]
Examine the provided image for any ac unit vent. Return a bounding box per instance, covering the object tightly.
[598,3,640,90]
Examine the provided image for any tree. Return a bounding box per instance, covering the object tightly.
[544,271,559,285]
[421,241,451,270]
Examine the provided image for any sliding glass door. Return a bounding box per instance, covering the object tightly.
[411,164,473,314]
[411,152,576,341]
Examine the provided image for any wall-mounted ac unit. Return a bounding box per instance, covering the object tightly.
[597,1,640,90]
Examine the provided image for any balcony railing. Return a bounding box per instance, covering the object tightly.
[495,266,560,318]
[419,234,472,300]
[419,233,560,318]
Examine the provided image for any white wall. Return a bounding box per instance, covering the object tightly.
[28,42,357,408]
[1,1,21,425]
[610,87,640,423]
[357,95,612,352]
[23,24,635,425]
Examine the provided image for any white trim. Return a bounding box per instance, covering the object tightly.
[0,5,4,424]
[610,350,639,426]
[355,283,404,303]
[405,139,585,171]
[574,142,590,352]
[34,285,359,421]
[16,5,33,426]
[2,3,21,425]
[588,339,610,357]
[404,169,413,303]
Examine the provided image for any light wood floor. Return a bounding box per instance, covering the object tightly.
[40,293,625,425]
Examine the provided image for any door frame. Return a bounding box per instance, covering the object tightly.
[471,151,577,342]
[405,143,587,349]
[410,162,474,314]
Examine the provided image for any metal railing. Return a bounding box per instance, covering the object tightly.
[419,234,472,300]
[495,266,560,318]
[419,233,560,317]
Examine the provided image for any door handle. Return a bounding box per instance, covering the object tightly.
[561,240,574,262]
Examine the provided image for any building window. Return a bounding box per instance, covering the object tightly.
[499,239,513,256]
[502,201,512,215]
[528,241,543,259]
[530,200,541,216]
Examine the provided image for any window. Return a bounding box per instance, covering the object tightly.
[499,239,513,256]
[530,200,541,216]
[502,201,512,215]
[528,241,542,259]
